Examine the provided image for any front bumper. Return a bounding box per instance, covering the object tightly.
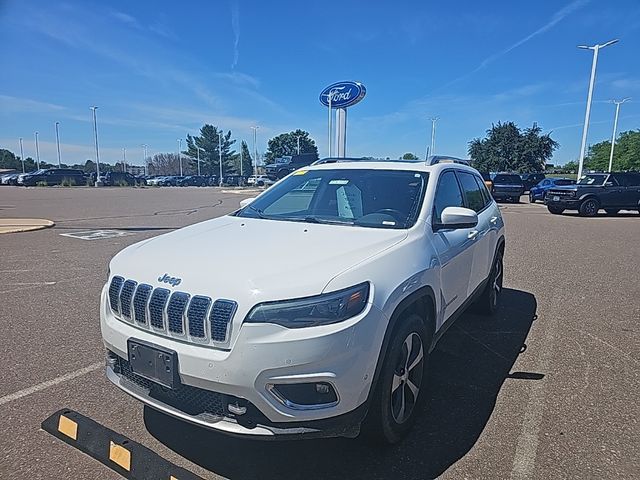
[545,198,579,209]
[492,190,523,199]
[100,286,387,437]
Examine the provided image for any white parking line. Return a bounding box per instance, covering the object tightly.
[0,362,102,407]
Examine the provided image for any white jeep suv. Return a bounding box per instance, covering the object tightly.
[101,156,505,443]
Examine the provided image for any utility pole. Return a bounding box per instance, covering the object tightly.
[19,137,25,173]
[90,106,100,184]
[55,122,62,167]
[608,98,630,172]
[34,132,40,169]
[576,39,618,180]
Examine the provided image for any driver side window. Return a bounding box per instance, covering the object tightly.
[433,171,464,224]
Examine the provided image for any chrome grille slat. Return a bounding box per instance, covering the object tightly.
[133,284,153,324]
[149,288,170,329]
[187,296,212,339]
[119,280,137,320]
[211,300,237,342]
[108,276,124,313]
[167,292,190,334]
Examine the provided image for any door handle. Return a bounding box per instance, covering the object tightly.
[468,230,479,240]
[490,216,498,224]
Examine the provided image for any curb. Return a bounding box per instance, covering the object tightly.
[0,218,55,234]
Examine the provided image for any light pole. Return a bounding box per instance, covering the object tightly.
[430,117,438,157]
[55,122,62,167]
[239,144,243,177]
[296,135,301,155]
[196,146,204,176]
[90,106,100,183]
[122,147,127,172]
[576,39,618,180]
[328,95,333,157]
[176,138,183,176]
[19,137,25,173]
[251,126,259,177]
[218,132,223,186]
[34,132,40,169]
[141,144,148,176]
[608,98,630,172]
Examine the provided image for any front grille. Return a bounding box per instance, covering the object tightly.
[108,277,237,345]
[120,280,137,320]
[133,284,152,325]
[211,300,237,342]
[167,292,190,334]
[108,276,124,313]
[115,356,226,418]
[548,189,575,197]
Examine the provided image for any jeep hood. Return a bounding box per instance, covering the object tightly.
[110,215,408,303]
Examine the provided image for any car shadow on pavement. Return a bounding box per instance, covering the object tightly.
[144,288,537,480]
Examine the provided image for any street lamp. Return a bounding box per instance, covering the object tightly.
[196,146,204,176]
[122,147,127,172]
[608,98,630,172]
[295,135,301,155]
[19,137,25,173]
[55,122,62,167]
[576,39,618,180]
[141,144,148,176]
[90,106,100,184]
[218,132,223,186]
[177,138,183,176]
[251,126,259,177]
[34,131,40,169]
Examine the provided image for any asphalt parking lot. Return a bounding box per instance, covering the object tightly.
[0,186,638,479]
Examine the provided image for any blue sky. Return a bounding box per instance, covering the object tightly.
[1,0,639,166]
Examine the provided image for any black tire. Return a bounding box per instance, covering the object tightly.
[363,314,429,444]
[257,181,264,186]
[475,249,504,315]
[604,209,620,215]
[579,198,599,217]
[277,170,289,180]
[547,205,564,215]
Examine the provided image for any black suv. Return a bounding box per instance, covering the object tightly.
[265,153,318,180]
[546,172,640,216]
[520,172,546,192]
[21,168,86,186]
[101,172,137,186]
[490,173,525,202]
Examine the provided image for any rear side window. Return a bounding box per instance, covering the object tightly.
[619,173,640,187]
[433,171,464,223]
[458,172,486,213]
[473,175,492,207]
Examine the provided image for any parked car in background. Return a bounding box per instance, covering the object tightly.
[520,172,546,193]
[529,178,575,203]
[100,172,137,186]
[145,176,166,186]
[222,175,246,186]
[20,168,86,186]
[480,172,493,191]
[490,173,525,202]
[265,153,318,180]
[177,175,208,187]
[247,175,272,187]
[546,172,640,216]
[1,172,20,185]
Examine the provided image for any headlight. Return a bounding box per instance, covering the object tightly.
[245,282,370,328]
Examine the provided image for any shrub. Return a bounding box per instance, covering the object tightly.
[36,180,48,187]
[61,177,76,187]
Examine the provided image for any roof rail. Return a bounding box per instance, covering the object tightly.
[312,157,383,165]
[425,155,471,166]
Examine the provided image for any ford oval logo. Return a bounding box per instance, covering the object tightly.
[158,273,181,287]
[319,81,367,109]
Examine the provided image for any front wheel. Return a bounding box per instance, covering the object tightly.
[363,314,428,444]
[579,198,599,217]
[547,205,564,215]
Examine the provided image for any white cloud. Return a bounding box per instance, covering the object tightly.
[231,1,240,69]
[0,95,65,113]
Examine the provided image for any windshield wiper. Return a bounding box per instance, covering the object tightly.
[246,204,268,218]
[302,216,355,225]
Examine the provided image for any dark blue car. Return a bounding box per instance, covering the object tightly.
[529,177,575,203]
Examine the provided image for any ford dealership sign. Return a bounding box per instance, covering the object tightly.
[319,81,366,109]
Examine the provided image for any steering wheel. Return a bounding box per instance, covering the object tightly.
[374,209,405,221]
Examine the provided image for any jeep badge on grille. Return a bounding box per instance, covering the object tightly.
[158,273,182,287]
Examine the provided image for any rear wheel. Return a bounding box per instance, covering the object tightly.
[475,249,504,315]
[579,198,599,217]
[363,314,428,444]
[604,209,620,215]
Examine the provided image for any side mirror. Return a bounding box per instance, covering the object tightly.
[436,206,478,230]
[239,197,256,208]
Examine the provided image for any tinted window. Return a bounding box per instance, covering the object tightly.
[622,173,640,187]
[458,172,486,212]
[578,174,607,185]
[493,174,523,185]
[555,179,575,186]
[433,171,464,223]
[473,175,492,206]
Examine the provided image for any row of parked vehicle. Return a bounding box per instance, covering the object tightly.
[0,168,276,188]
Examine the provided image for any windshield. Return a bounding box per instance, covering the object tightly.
[578,174,607,186]
[237,169,429,229]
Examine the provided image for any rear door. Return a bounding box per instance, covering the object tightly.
[431,170,474,322]
[603,174,625,207]
[618,173,640,208]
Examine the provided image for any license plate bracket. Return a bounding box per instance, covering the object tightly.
[553,196,560,202]
[127,339,178,389]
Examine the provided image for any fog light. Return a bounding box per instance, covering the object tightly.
[269,382,338,408]
[315,383,331,394]
[105,350,120,372]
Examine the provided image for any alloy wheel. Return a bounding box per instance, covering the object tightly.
[491,256,503,308]
[391,332,424,424]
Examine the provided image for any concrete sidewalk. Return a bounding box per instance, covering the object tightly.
[0,218,55,234]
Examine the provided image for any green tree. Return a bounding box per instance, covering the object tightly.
[185,124,236,175]
[229,140,253,176]
[264,130,319,164]
[584,130,640,172]
[400,152,419,160]
[559,160,578,174]
[469,121,558,173]
[0,148,40,172]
